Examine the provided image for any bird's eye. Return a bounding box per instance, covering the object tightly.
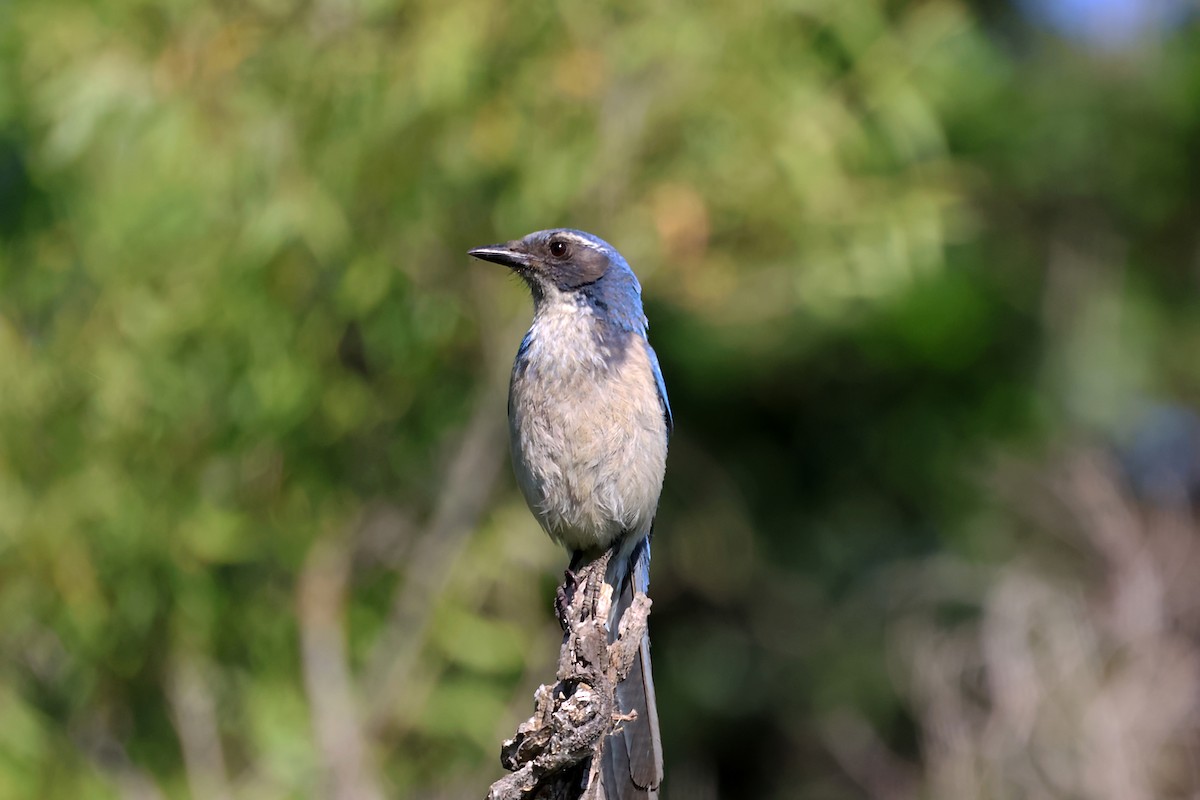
[549,240,568,258]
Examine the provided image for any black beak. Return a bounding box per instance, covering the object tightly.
[468,243,531,270]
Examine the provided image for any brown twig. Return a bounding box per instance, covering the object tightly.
[167,655,234,800]
[298,537,386,800]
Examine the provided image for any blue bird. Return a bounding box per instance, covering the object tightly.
[470,229,670,799]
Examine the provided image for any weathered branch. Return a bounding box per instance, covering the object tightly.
[487,554,652,800]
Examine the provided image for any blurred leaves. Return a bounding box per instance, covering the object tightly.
[2,0,1200,797]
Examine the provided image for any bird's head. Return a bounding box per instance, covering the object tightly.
[469,229,642,314]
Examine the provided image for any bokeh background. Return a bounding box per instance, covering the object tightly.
[4,0,1200,797]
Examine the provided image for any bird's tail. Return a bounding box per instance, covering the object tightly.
[599,534,663,799]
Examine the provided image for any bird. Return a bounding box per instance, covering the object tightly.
[470,228,671,799]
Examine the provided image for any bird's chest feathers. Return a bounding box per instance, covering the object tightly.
[508,295,667,549]
[520,297,614,378]
[511,298,633,441]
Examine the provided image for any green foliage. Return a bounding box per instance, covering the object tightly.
[3,0,1199,797]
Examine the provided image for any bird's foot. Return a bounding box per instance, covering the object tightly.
[554,567,579,629]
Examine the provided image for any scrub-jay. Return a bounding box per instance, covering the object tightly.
[470,228,671,799]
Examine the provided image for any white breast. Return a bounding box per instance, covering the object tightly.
[508,291,668,553]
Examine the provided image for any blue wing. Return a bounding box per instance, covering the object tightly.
[507,329,534,419]
[644,340,673,439]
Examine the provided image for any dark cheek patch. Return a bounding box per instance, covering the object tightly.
[552,248,609,290]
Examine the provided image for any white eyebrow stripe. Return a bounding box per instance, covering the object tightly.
[558,232,604,251]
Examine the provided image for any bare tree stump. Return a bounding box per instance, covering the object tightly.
[486,553,652,800]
